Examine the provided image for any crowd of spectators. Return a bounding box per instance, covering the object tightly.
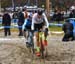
[1,7,37,37]
[1,7,75,41]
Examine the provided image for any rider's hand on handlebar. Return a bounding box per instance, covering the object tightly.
[44,28,49,36]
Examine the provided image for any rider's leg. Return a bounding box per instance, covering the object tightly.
[23,30,27,41]
[33,32,39,48]
[23,30,29,47]
[23,31,26,38]
[34,31,40,56]
[35,31,40,47]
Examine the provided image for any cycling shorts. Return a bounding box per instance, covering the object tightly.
[34,22,44,31]
[24,25,31,31]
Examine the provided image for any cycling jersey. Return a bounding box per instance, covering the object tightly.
[31,13,49,30]
[22,18,32,30]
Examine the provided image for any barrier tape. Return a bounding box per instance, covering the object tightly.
[0,23,63,29]
[1,18,75,28]
[49,23,63,27]
[0,26,22,29]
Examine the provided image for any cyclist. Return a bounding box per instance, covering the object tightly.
[22,14,33,47]
[31,9,49,56]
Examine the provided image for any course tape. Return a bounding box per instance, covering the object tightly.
[0,23,63,29]
[49,23,63,27]
[0,26,22,29]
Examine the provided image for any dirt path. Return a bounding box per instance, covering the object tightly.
[0,32,75,64]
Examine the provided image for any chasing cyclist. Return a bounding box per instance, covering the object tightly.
[22,14,33,47]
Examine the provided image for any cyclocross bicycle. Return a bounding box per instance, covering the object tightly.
[36,28,48,59]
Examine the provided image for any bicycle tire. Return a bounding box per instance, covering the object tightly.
[40,35,45,59]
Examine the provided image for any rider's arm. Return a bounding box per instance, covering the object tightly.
[31,16,35,30]
[22,19,28,30]
[43,13,49,28]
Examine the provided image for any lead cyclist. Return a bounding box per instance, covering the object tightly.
[31,9,49,56]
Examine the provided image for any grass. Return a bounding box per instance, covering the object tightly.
[10,26,62,32]
[49,26,62,31]
[0,26,62,32]
[0,22,63,32]
[0,24,2,26]
[10,28,18,32]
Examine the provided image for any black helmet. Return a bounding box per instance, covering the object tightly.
[37,9,43,15]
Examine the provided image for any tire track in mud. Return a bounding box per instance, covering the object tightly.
[0,31,75,64]
[0,43,32,64]
[0,43,47,64]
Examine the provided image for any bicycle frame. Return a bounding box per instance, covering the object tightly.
[38,30,48,59]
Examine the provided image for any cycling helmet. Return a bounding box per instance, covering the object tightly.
[37,9,43,15]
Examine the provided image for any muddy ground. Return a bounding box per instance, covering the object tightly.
[0,31,75,64]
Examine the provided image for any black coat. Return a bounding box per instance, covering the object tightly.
[18,12,24,26]
[2,13,11,26]
[56,13,62,21]
[62,22,74,34]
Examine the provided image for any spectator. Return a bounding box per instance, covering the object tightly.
[12,12,18,24]
[62,19,74,41]
[17,9,24,36]
[69,10,75,18]
[56,10,62,24]
[2,12,11,36]
[52,12,57,21]
[70,18,75,40]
